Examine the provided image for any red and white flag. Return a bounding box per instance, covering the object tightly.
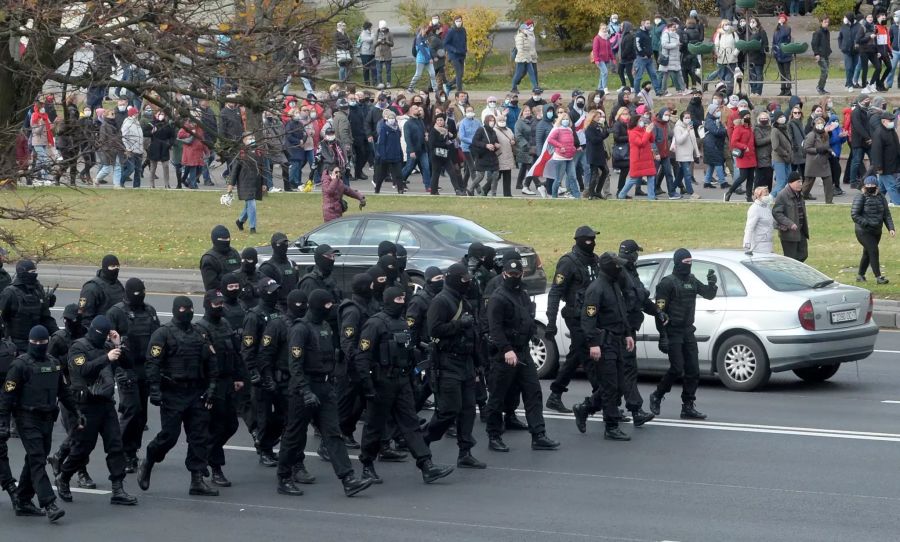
[526,136,554,178]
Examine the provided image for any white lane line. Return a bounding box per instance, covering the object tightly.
[874,349,900,354]
[881,400,900,404]
[51,486,111,495]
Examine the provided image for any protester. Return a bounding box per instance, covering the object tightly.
[851,176,895,283]
[743,187,775,253]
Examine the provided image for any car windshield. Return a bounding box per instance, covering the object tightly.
[428,219,503,244]
[742,257,832,292]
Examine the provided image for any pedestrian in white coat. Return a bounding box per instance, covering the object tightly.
[743,186,776,253]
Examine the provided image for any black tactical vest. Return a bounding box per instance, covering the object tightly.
[83,276,125,320]
[370,313,412,370]
[300,320,336,375]
[260,259,299,303]
[18,354,62,412]
[7,286,43,348]
[113,302,158,365]
[223,301,245,333]
[196,318,238,378]
[159,323,205,381]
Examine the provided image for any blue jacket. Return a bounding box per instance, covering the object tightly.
[505,104,520,132]
[376,122,403,163]
[703,114,727,165]
[403,118,427,154]
[444,27,468,60]
[829,117,847,157]
[284,119,307,161]
[414,35,432,63]
[458,117,481,152]
[772,24,793,63]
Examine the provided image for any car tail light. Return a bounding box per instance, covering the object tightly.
[798,300,815,331]
[536,254,543,270]
[865,293,874,323]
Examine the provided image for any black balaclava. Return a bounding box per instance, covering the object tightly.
[424,266,443,295]
[673,248,692,278]
[382,286,405,318]
[306,289,334,324]
[368,265,388,297]
[467,242,485,261]
[396,244,408,272]
[444,263,470,294]
[502,259,524,290]
[204,289,225,322]
[211,225,232,254]
[125,277,145,308]
[503,271,522,290]
[483,246,496,270]
[16,259,37,285]
[172,296,194,329]
[221,272,241,302]
[258,278,280,307]
[100,254,120,282]
[378,240,397,258]
[314,244,336,277]
[88,315,112,348]
[241,247,258,274]
[352,273,373,300]
[599,252,622,280]
[378,254,398,284]
[271,232,289,261]
[287,289,308,320]
[620,249,639,269]
[28,325,50,360]
[63,303,84,338]
[575,235,596,255]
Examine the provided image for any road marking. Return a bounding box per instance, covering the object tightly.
[881,400,900,404]
[51,485,111,495]
[874,349,900,354]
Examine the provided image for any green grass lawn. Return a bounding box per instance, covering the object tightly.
[8,187,899,298]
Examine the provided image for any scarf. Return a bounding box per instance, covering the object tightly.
[31,106,54,146]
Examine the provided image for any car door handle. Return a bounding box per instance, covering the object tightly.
[705,310,719,313]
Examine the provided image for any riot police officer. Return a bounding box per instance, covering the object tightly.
[485,257,559,453]
[78,254,124,328]
[195,290,245,487]
[106,278,160,472]
[0,260,58,353]
[277,290,373,497]
[366,264,390,311]
[423,264,486,469]
[221,272,254,440]
[355,286,455,485]
[200,225,241,291]
[407,267,442,411]
[138,297,219,496]
[648,248,718,420]
[57,316,138,506]
[545,226,600,413]
[338,273,377,448]
[0,326,80,521]
[395,244,415,301]
[461,242,494,422]
[259,232,299,310]
[235,248,260,310]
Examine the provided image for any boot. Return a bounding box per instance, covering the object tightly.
[446,425,457,439]
[110,480,138,506]
[631,409,655,427]
[76,468,96,489]
[47,452,62,477]
[531,432,561,450]
[3,482,17,509]
[604,424,631,441]
[292,464,316,485]
[648,392,663,416]
[258,451,278,467]
[361,464,383,484]
[503,413,529,431]
[341,474,373,497]
[44,501,65,523]
[235,219,245,232]
[342,434,360,449]
[681,402,707,420]
[124,455,138,474]
[277,477,303,496]
[378,444,408,462]
[137,459,154,491]
[189,471,219,496]
[419,459,454,484]
[210,466,232,487]
[15,499,45,516]
[457,452,487,469]
[488,436,509,452]
[56,473,73,502]
[317,443,331,462]
[573,401,590,434]
[545,392,572,413]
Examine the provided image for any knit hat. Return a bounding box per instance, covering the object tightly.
[728,95,739,108]
[707,104,719,116]
[864,175,878,186]
[127,106,138,116]
[550,93,561,103]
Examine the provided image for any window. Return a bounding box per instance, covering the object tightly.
[742,257,832,292]
[397,226,420,248]
[308,218,360,246]
[429,219,503,244]
[636,261,660,288]
[359,219,402,246]
[720,266,747,297]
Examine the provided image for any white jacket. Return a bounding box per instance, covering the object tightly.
[743,199,775,253]
[121,116,144,155]
[715,29,738,65]
[672,121,699,162]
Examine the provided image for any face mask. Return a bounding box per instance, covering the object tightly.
[497,121,507,128]
[594,96,602,104]
[561,119,570,127]
[620,251,639,267]
[724,25,733,32]
[740,20,747,27]
[759,119,769,125]
[713,97,722,106]
[546,111,554,120]
[118,105,127,111]
[207,303,224,321]
[777,116,787,125]
[101,266,119,282]
[532,95,541,101]
[466,111,475,119]
[28,340,48,359]
[273,242,288,260]
[349,101,358,107]
[307,292,333,324]
[241,259,256,274]
[576,238,596,254]
[815,124,825,132]
[174,306,194,326]
[714,111,722,119]
[643,86,652,93]
[503,273,522,290]
[293,114,302,121]
[888,122,896,130]
[87,322,110,348]
[600,260,621,280]
[440,96,447,102]
[455,21,462,27]
[425,278,444,295]
[383,288,405,318]
[662,114,671,122]
[576,99,585,108]
[761,194,774,205]
[597,117,606,125]
[750,22,758,28]
[387,118,398,127]
[638,120,647,127]
[866,187,878,195]
[310,112,318,120]
[325,134,336,141]
[432,18,439,25]
[827,101,834,108]
[488,101,497,108]
[488,121,496,128]
[315,252,335,276]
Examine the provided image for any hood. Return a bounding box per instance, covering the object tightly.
[622,21,633,34]
[656,108,669,121]
[542,104,555,116]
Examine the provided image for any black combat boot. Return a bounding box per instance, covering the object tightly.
[110,480,138,505]
[15,498,46,516]
[76,468,96,489]
[457,452,487,469]
[604,424,631,441]
[55,473,73,502]
[478,403,488,423]
[419,459,455,484]
[488,436,509,452]
[342,434,360,449]
[361,464,383,484]
[681,402,707,420]
[124,455,138,474]
[292,464,316,485]
[503,413,529,431]
[531,432,561,450]
[341,473,374,497]
[631,409,655,427]
[377,444,408,462]
[277,477,303,496]
[137,459,154,491]
[317,443,331,462]
[446,426,457,438]
[44,501,65,522]
[3,482,17,509]
[572,399,591,434]
[210,466,232,487]
[648,392,663,416]
[189,471,219,496]
[258,450,278,467]
[545,392,572,413]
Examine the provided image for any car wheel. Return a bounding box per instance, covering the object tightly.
[531,324,558,379]
[793,363,841,383]
[715,334,770,391]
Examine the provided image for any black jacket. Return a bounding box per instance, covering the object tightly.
[471,125,500,171]
[851,192,895,233]
[584,123,610,166]
[620,28,637,62]
[838,23,856,54]
[869,124,900,175]
[635,28,653,58]
[811,27,832,58]
[850,106,871,148]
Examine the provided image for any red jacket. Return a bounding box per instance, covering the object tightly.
[547,126,576,159]
[628,126,656,177]
[592,35,614,63]
[730,123,757,169]
[178,126,208,167]
[322,171,364,222]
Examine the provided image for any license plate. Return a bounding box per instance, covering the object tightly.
[830,309,857,324]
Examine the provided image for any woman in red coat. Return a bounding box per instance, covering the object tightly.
[616,115,658,199]
[177,119,207,189]
[726,109,757,202]
[322,165,366,222]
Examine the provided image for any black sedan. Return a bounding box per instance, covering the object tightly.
[256,213,547,293]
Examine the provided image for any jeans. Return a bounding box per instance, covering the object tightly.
[656,159,675,196]
[401,151,432,189]
[121,153,142,187]
[450,57,465,91]
[551,160,580,198]
[95,159,122,185]
[844,52,858,87]
[618,176,655,199]
[202,150,215,184]
[678,162,695,194]
[511,62,539,91]
[408,62,437,91]
[32,145,51,181]
[772,162,792,196]
[886,50,900,87]
[853,53,862,84]
[289,150,314,186]
[261,157,274,190]
[338,64,349,82]
[750,63,764,95]
[360,54,375,84]
[817,58,829,91]
[633,57,660,93]
[376,60,393,86]
[878,173,900,205]
[849,147,866,184]
[777,61,792,94]
[597,61,609,90]
[660,70,685,93]
[704,164,726,185]
[183,165,201,188]
[238,199,258,229]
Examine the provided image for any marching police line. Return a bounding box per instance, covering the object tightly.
[0,224,716,522]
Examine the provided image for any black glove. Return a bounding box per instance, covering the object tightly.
[302,389,321,409]
[115,370,135,389]
[657,311,669,326]
[658,334,669,354]
[248,368,261,386]
[707,269,717,286]
[362,377,377,400]
[459,314,475,329]
[47,293,57,307]
[545,322,558,338]
[76,412,87,429]
[201,387,215,409]
[262,374,277,393]
[149,385,162,406]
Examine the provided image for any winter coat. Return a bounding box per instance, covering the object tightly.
[444,26,468,60]
[672,121,698,162]
[283,119,307,161]
[716,29,738,64]
[612,120,631,169]
[703,115,727,166]
[852,192,895,234]
[753,124,773,168]
[318,139,347,172]
[97,120,124,165]
[659,30,682,71]
[413,34,432,64]
[403,117,427,154]
[230,152,265,201]
[514,29,538,63]
[850,106,871,148]
[357,29,375,56]
[635,28,653,58]
[788,119,806,165]
[547,126,576,160]
[263,118,287,164]
[620,28,637,62]
[471,125,500,171]
[592,35,614,63]
[870,124,900,175]
[771,124,793,164]
[651,20,666,53]
[743,200,776,253]
[811,27,832,58]
[335,30,352,54]
[628,126,656,178]
[148,120,175,161]
[322,170,364,223]
[331,110,353,154]
[772,187,809,241]
[731,123,757,169]
[375,28,394,61]
[584,123,609,166]
[773,24,793,63]
[514,116,537,164]
[747,28,770,66]
[803,130,832,178]
[376,122,403,163]
[534,108,555,154]
[494,126,516,171]
[838,23,856,54]
[121,116,144,155]
[178,126,207,167]
[219,106,244,143]
[429,126,456,159]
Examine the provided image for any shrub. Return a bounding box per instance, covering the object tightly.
[443,7,500,83]
[397,0,429,34]
[508,0,648,50]
[813,0,856,25]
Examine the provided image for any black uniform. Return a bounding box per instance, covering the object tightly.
[200,226,241,291]
[257,310,292,457]
[234,251,261,311]
[47,323,82,468]
[337,277,377,440]
[259,233,300,310]
[78,271,124,331]
[619,258,660,414]
[405,273,441,410]
[462,248,495,412]
[0,265,10,292]
[0,274,58,353]
[220,275,253,435]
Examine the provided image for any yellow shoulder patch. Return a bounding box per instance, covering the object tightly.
[554,273,565,285]
[656,299,667,311]
[262,335,272,347]
[243,335,254,347]
[343,326,355,338]
[291,346,303,358]
[406,317,415,328]
[3,380,15,393]
[78,297,87,308]
[150,345,162,358]
[359,339,371,351]
[73,354,86,366]
[585,305,597,317]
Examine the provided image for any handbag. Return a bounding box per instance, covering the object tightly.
[456,148,465,163]
[732,148,744,158]
[658,54,669,66]
[612,143,629,163]
[336,49,352,65]
[435,147,448,158]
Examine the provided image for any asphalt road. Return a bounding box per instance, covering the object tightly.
[5,291,900,541]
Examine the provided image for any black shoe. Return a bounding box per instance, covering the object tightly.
[15,499,46,516]
[259,452,278,467]
[635,190,647,197]
[189,472,219,496]
[342,434,360,449]
[488,436,509,452]
[631,409,655,427]
[356,173,369,181]
[531,432,560,450]
[47,453,62,477]
[4,483,17,509]
[446,425,457,439]
[317,444,331,462]
[803,195,816,201]
[76,469,96,489]
[292,465,316,485]
[124,456,138,474]
[249,228,256,234]
[110,481,138,505]
[877,276,890,285]
[44,502,65,522]
[834,188,845,196]
[378,446,408,462]
[341,474,373,497]
[361,464,383,484]
[457,453,487,469]
[734,187,746,195]
[681,402,707,420]
[235,219,244,231]
[648,392,663,416]
[277,477,304,496]
[394,437,410,452]
[545,392,572,413]
[210,467,232,487]
[503,413,529,431]
[56,474,73,502]
[420,460,454,484]
[137,459,153,491]
[604,425,631,441]
[478,403,488,422]
[573,402,589,434]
